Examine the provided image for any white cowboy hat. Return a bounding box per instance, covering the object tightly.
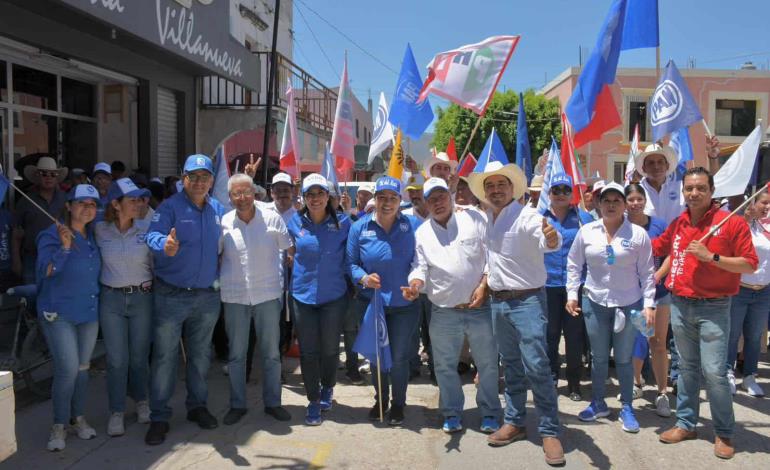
[634,143,677,178]
[528,174,544,193]
[468,161,527,204]
[425,152,459,176]
[23,156,68,184]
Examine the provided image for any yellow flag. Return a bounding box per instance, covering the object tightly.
[387,129,403,179]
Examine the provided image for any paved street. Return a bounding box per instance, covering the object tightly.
[3,351,770,469]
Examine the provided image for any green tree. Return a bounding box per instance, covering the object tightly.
[432,90,561,172]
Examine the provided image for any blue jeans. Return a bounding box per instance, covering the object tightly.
[582,297,640,405]
[410,294,433,374]
[40,318,99,424]
[671,296,734,437]
[371,303,419,407]
[491,289,559,437]
[293,295,347,401]
[728,286,770,376]
[149,280,221,422]
[343,292,366,371]
[99,288,153,413]
[431,305,501,419]
[225,299,282,409]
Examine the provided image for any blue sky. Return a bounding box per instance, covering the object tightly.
[291,0,770,112]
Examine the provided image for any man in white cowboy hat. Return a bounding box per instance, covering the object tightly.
[12,156,68,283]
[527,174,544,208]
[635,143,684,225]
[426,152,459,191]
[401,174,429,223]
[467,160,566,466]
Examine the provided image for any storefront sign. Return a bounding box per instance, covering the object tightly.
[59,0,259,91]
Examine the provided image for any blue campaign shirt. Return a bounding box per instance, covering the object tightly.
[94,195,109,222]
[644,215,669,300]
[544,207,595,287]
[35,225,101,324]
[287,212,351,305]
[346,212,417,307]
[146,191,225,288]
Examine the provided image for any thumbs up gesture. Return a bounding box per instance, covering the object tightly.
[164,227,180,257]
[542,217,558,249]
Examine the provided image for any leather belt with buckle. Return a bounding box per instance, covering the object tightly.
[490,288,540,301]
[740,282,768,291]
[104,282,152,294]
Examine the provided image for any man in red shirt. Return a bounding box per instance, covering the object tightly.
[651,167,758,460]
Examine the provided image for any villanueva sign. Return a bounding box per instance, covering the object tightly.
[59,0,260,91]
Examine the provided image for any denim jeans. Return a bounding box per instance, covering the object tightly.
[371,303,419,407]
[491,289,560,437]
[40,318,99,424]
[293,295,347,401]
[225,299,282,409]
[430,305,501,419]
[410,294,433,374]
[582,297,640,404]
[343,293,366,372]
[545,286,585,386]
[671,296,734,437]
[728,286,770,376]
[149,279,221,422]
[99,288,153,413]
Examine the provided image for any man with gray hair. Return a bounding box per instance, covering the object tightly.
[219,173,293,425]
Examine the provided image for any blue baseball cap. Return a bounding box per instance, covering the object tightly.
[67,184,101,204]
[301,173,329,194]
[549,174,574,190]
[107,177,151,203]
[375,176,401,195]
[183,154,214,175]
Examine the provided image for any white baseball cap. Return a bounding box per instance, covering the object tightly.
[93,162,112,175]
[423,177,449,199]
[301,173,329,194]
[272,172,293,186]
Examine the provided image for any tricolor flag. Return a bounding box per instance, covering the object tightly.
[330,56,356,178]
[625,123,640,184]
[279,79,300,179]
[368,92,395,163]
[457,153,477,177]
[446,136,458,162]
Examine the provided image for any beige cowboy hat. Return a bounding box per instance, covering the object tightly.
[425,152,459,176]
[23,156,68,184]
[468,161,527,204]
[527,174,544,193]
[634,143,677,178]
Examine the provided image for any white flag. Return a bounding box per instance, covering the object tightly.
[625,123,639,184]
[712,125,762,199]
[368,92,395,163]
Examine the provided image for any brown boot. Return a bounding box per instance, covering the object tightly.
[659,426,697,443]
[487,423,527,447]
[714,436,735,459]
[542,437,565,466]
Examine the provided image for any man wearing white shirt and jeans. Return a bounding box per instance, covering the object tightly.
[220,173,293,425]
[467,161,564,466]
[403,178,501,434]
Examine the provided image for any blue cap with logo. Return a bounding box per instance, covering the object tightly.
[375,176,401,195]
[68,184,101,204]
[301,173,329,194]
[549,174,573,189]
[107,177,151,203]
[423,177,449,198]
[183,154,214,175]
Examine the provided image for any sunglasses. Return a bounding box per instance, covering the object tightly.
[38,170,59,178]
[606,244,616,266]
[550,186,573,196]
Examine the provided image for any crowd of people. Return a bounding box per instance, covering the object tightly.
[6,136,770,466]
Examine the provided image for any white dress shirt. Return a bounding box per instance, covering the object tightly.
[741,221,770,286]
[409,210,488,308]
[262,201,298,287]
[641,177,685,225]
[486,201,562,291]
[567,218,656,308]
[220,203,292,305]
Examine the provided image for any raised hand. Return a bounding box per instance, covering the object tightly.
[542,217,558,248]
[244,154,262,178]
[164,227,180,257]
[57,223,74,250]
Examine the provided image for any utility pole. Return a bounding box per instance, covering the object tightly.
[261,0,281,187]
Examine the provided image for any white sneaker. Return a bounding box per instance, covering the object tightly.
[136,401,151,424]
[742,374,765,397]
[47,424,66,451]
[655,393,671,417]
[73,416,96,440]
[727,370,737,395]
[617,384,643,401]
[107,412,125,437]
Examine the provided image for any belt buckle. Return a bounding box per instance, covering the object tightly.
[124,286,135,294]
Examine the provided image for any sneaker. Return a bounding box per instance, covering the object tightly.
[319,387,334,412]
[73,416,96,440]
[136,401,151,424]
[368,400,389,421]
[144,421,169,446]
[47,424,66,451]
[616,383,643,401]
[223,408,247,426]
[388,404,404,426]
[578,400,610,422]
[107,412,125,437]
[619,404,640,433]
[655,393,672,417]
[442,416,462,433]
[346,368,365,385]
[727,370,736,395]
[305,401,322,426]
[480,416,500,434]
[186,407,218,429]
[742,374,765,397]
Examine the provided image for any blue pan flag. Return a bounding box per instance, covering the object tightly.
[353,291,392,372]
[650,60,703,142]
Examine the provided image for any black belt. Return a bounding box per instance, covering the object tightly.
[103,283,152,294]
[673,294,729,302]
[155,277,215,293]
[490,288,540,301]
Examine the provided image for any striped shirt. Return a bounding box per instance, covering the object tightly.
[95,220,153,288]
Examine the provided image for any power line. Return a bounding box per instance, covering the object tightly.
[295,0,399,76]
[295,2,340,80]
[700,50,770,65]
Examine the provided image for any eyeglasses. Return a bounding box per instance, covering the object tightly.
[186,173,212,183]
[550,186,573,196]
[229,190,255,199]
[606,244,616,266]
[38,171,58,178]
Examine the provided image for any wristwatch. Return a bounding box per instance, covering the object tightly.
[712,253,720,263]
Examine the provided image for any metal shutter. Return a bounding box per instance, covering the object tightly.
[157,87,179,177]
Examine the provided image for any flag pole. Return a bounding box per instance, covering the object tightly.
[698,183,770,243]
[8,180,58,224]
[373,289,384,423]
[460,114,485,164]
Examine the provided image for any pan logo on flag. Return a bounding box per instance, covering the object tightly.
[650,80,683,126]
[372,102,388,143]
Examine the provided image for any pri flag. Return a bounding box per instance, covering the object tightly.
[418,36,521,115]
[515,92,532,184]
[279,79,300,179]
[712,125,763,199]
[389,44,434,140]
[473,128,510,172]
[625,123,640,183]
[446,136,458,162]
[650,60,703,143]
[353,291,393,372]
[457,153,477,177]
[368,92,395,163]
[330,56,356,177]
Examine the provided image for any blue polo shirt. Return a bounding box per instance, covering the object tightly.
[347,212,416,307]
[287,212,351,305]
[35,225,100,324]
[544,207,594,287]
[146,191,225,289]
